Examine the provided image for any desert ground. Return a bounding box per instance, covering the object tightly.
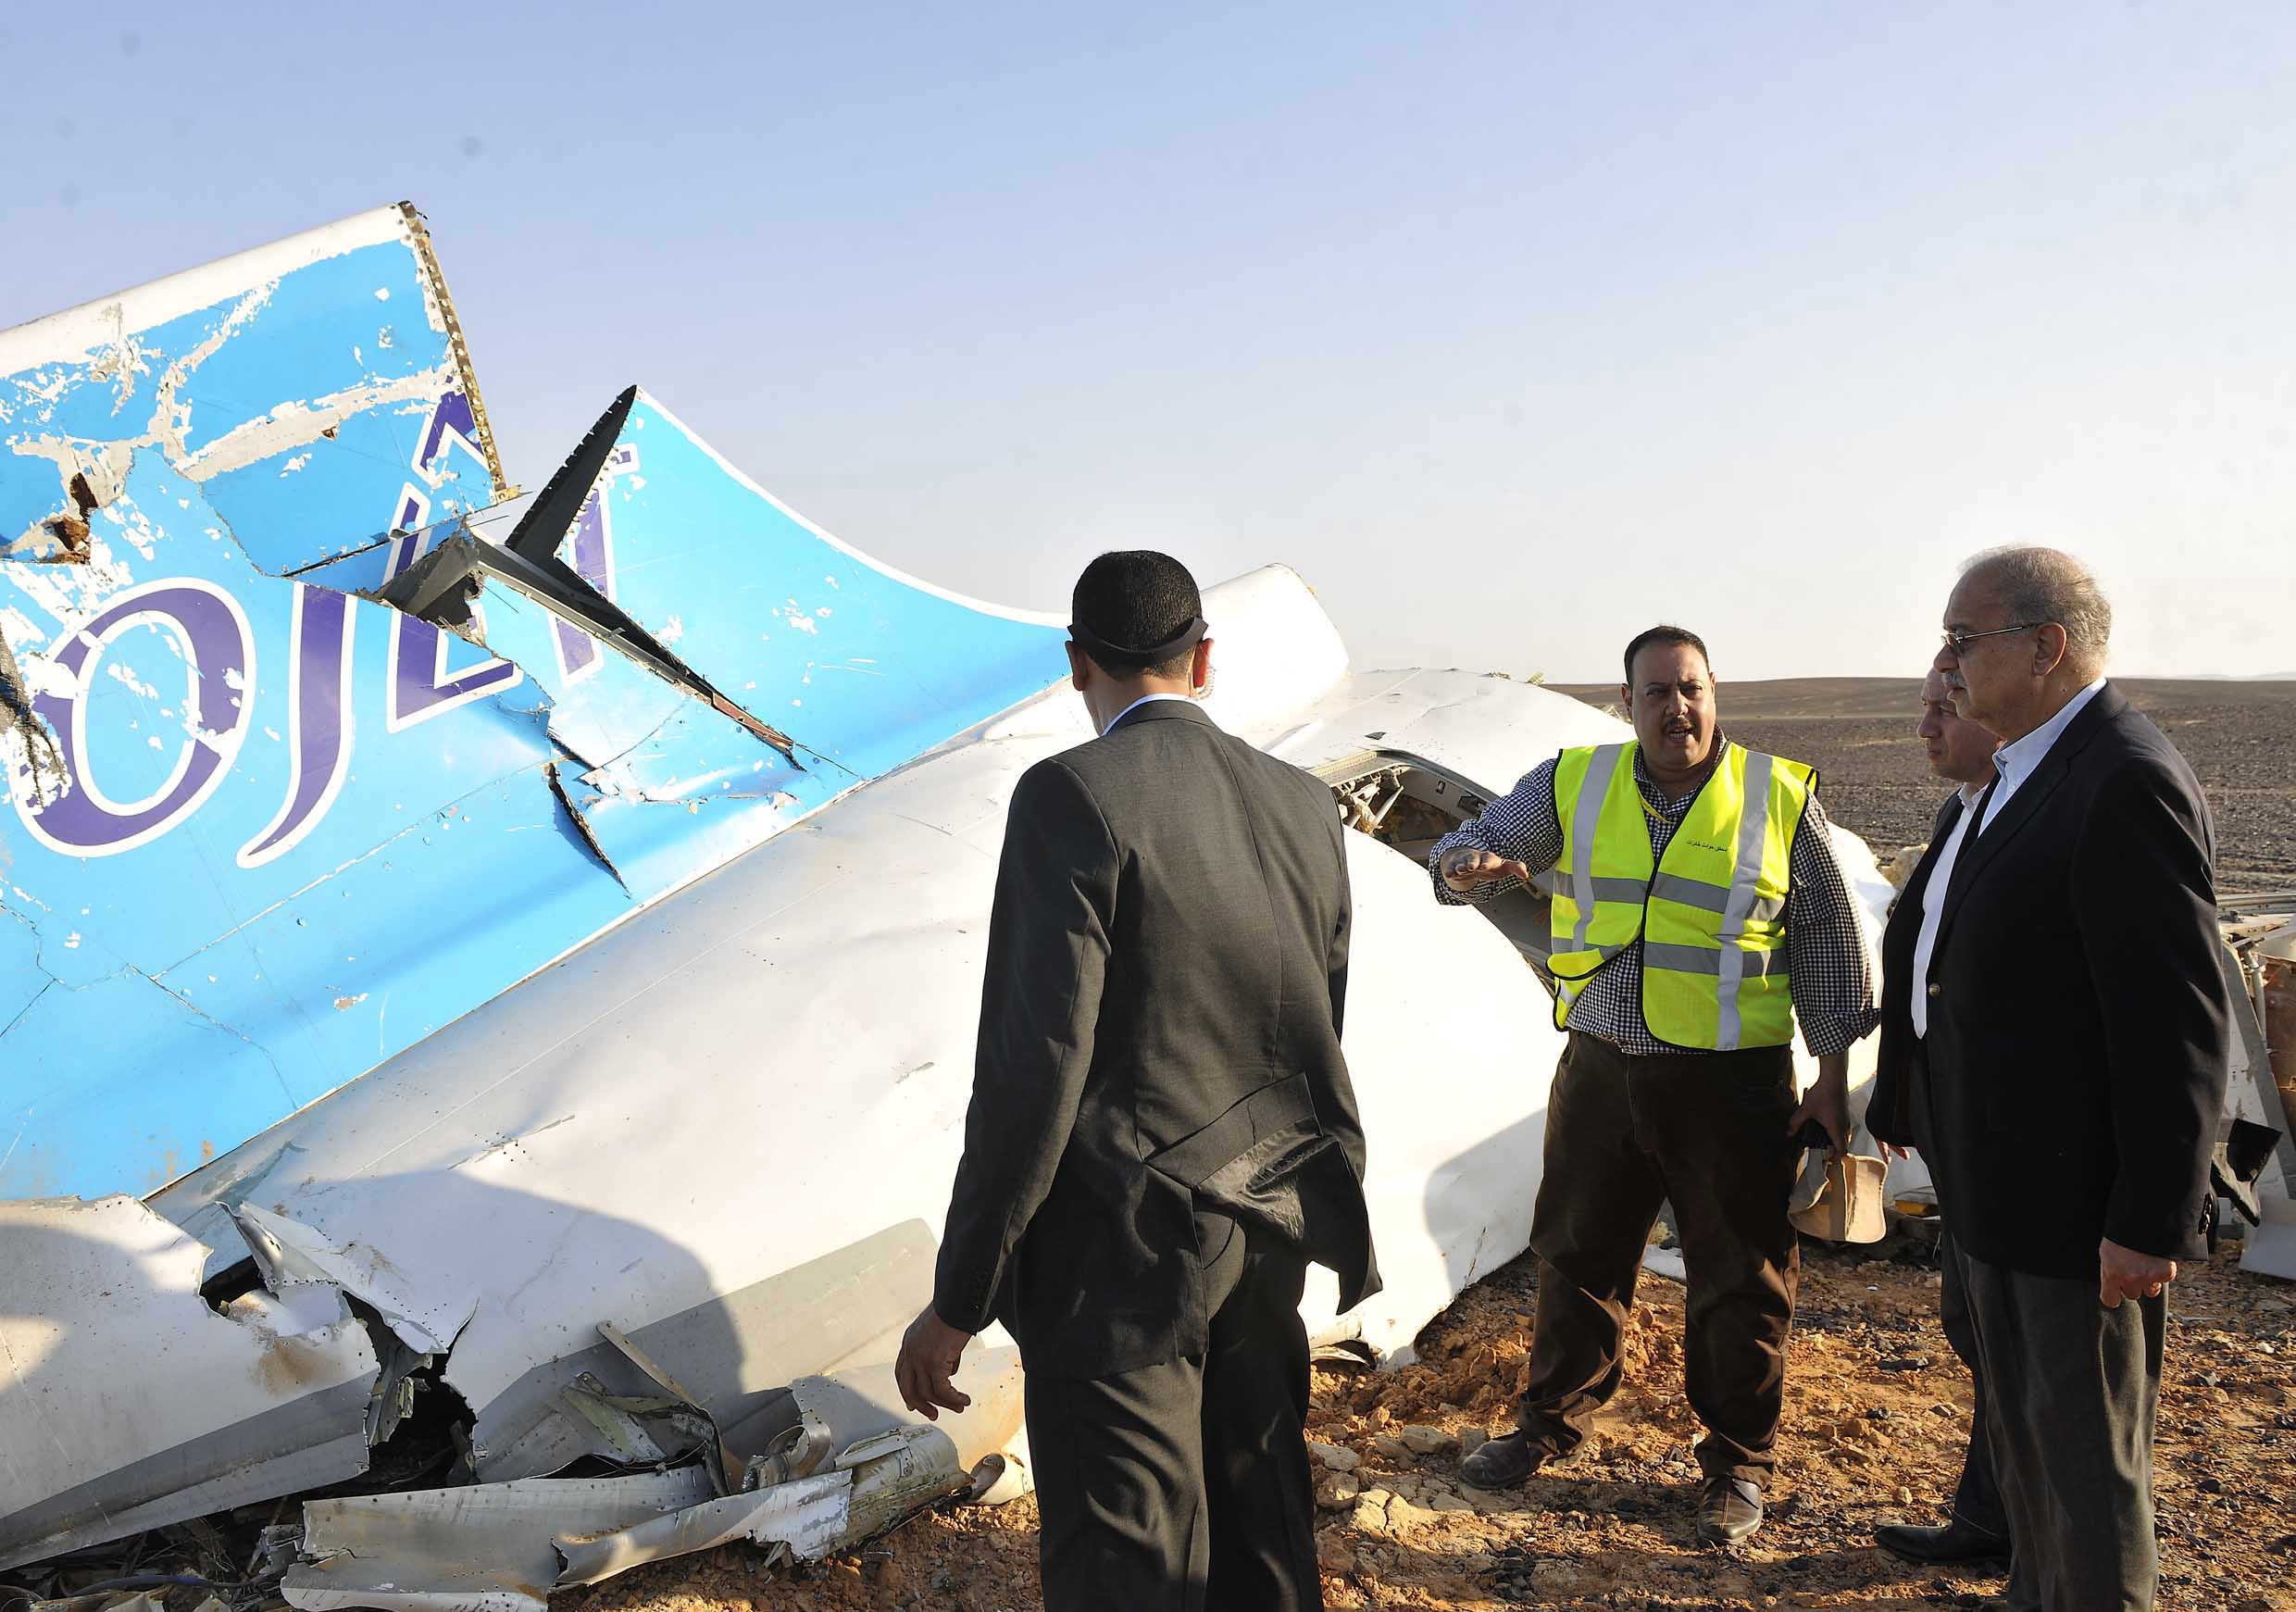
[560,683,2296,1612]
[1549,677,2296,890]
[564,1240,2295,1612]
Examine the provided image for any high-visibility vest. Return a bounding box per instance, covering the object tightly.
[1546,741,1816,1051]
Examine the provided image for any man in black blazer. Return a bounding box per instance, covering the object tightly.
[894,551,1377,1612]
[1880,546,2230,1612]
[1867,671,2010,1568]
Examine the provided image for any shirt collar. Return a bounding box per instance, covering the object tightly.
[1101,692,1195,737]
[1632,728,1728,806]
[1991,678,2106,792]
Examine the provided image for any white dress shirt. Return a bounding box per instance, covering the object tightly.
[1910,677,2105,1037]
[1102,692,1195,736]
[1982,676,2105,827]
[1910,779,1988,1040]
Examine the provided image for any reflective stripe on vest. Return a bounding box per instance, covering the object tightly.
[1546,741,1815,1051]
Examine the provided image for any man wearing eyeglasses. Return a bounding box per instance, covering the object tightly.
[1915,547,2230,1612]
[1865,671,2011,1571]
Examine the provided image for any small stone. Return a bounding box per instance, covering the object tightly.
[1427,1492,1475,1513]
[1896,1486,1914,1506]
[1316,1532,1355,1575]
[1307,1440,1361,1472]
[1400,1424,1457,1456]
[1460,1427,1490,1456]
[1370,1433,1414,1461]
[1316,1470,1361,1511]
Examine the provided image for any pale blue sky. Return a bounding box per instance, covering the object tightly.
[6,3,2294,679]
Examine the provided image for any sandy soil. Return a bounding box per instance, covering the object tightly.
[1550,677,2296,889]
[558,1240,2296,1612]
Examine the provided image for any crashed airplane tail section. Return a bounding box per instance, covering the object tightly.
[0,211,1069,1203]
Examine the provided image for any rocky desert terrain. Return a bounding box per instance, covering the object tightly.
[561,1238,2295,1612]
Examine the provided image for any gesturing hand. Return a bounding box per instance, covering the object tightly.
[2098,1239,2177,1308]
[893,1305,975,1421]
[1440,847,1533,892]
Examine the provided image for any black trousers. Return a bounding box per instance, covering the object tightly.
[1515,1032,1802,1486]
[1022,1230,1320,1612]
[1934,1225,2009,1541]
[1948,1236,2164,1612]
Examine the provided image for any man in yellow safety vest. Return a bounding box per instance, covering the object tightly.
[1429,625,1878,1545]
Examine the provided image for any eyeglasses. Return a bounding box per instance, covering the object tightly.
[1940,622,2045,656]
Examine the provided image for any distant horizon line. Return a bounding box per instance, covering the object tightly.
[1536,670,2296,688]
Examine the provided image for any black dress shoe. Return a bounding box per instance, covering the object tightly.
[1873,1517,2012,1564]
[1458,1431,1548,1488]
[1696,1476,1765,1545]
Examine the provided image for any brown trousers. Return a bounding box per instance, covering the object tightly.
[1515,1031,1802,1486]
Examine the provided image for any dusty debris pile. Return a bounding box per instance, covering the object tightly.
[543,1241,2295,1612]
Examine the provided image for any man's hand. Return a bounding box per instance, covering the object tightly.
[1440,846,1532,893]
[1786,1056,1850,1156]
[893,1305,975,1421]
[2099,1238,2177,1308]
[1878,1141,1915,1164]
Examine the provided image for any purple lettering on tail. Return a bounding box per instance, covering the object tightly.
[236,584,355,868]
[550,444,636,683]
[12,580,256,856]
[383,517,521,732]
[418,391,481,479]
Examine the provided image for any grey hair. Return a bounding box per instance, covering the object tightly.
[1959,545,2112,677]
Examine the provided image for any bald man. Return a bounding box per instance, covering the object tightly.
[1868,672,2009,1568]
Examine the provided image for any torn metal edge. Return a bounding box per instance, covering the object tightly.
[397,203,508,505]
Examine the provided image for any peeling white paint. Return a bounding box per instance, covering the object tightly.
[177,366,452,484]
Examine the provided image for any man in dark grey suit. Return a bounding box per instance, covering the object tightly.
[1908,547,2230,1611]
[1867,671,2011,1568]
[894,550,1378,1612]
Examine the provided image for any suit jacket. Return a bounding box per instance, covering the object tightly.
[932,700,1379,1379]
[1866,790,1965,1151]
[1889,682,2230,1278]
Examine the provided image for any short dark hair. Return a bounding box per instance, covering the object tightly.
[1070,550,1204,678]
[1621,624,1711,685]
